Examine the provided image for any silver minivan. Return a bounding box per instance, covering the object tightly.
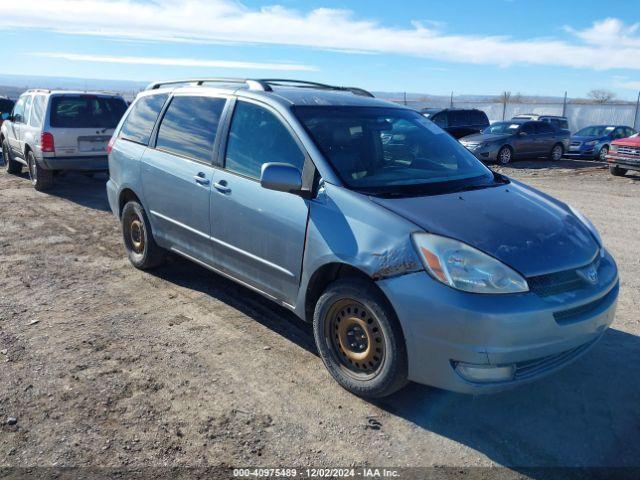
[1,89,127,190]
[107,78,618,398]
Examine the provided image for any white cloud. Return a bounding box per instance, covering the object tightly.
[612,76,640,91]
[29,52,317,71]
[5,1,640,70]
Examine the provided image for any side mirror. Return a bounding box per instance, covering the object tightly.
[260,162,303,194]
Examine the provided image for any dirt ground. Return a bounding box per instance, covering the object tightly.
[1,158,639,477]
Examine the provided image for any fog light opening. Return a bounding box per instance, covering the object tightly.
[454,362,515,383]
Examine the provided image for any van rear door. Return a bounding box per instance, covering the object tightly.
[48,94,127,157]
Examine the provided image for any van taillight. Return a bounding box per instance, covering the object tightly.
[107,136,116,154]
[41,132,55,153]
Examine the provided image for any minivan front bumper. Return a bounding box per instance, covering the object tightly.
[376,251,618,394]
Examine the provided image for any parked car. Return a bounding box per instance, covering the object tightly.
[108,78,618,398]
[420,108,489,139]
[0,97,15,127]
[1,89,128,190]
[566,125,636,161]
[460,120,570,164]
[606,132,640,177]
[512,114,569,131]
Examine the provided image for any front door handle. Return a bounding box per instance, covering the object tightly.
[194,173,210,186]
[213,180,231,193]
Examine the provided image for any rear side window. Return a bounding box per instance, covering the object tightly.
[521,123,536,134]
[30,96,47,127]
[430,112,447,128]
[449,110,470,126]
[225,101,305,179]
[120,94,168,145]
[535,123,555,134]
[155,96,226,161]
[50,96,127,129]
[469,110,488,126]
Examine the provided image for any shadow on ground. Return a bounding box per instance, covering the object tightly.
[150,256,640,471]
[14,170,111,211]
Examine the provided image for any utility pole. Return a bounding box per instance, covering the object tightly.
[450,91,454,108]
[562,91,568,117]
[403,92,407,106]
[634,90,640,130]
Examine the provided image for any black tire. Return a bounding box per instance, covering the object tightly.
[2,140,22,175]
[121,201,166,269]
[27,150,53,191]
[313,278,408,398]
[497,146,512,165]
[598,145,609,162]
[549,143,564,161]
[609,165,627,177]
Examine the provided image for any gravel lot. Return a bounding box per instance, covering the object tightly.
[1,159,638,477]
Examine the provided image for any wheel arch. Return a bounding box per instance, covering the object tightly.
[118,187,144,217]
[303,262,396,324]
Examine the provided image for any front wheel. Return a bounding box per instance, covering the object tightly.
[598,146,609,162]
[27,151,53,191]
[2,140,22,175]
[550,144,564,161]
[313,278,408,398]
[497,146,512,165]
[121,201,166,269]
[609,165,627,177]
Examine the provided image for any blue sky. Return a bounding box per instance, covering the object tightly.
[2,0,640,98]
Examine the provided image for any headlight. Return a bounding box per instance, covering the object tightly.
[412,233,529,294]
[585,140,598,146]
[568,205,605,257]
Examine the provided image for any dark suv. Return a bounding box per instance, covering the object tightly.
[420,108,489,139]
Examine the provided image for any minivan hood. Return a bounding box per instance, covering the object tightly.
[370,182,598,277]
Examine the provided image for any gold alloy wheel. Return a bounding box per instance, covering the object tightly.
[325,298,385,378]
[129,217,145,254]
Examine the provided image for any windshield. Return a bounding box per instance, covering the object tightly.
[294,106,496,196]
[575,126,614,137]
[483,122,521,135]
[50,95,127,129]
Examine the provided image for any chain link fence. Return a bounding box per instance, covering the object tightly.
[380,95,640,133]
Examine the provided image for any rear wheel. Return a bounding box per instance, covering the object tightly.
[27,151,53,191]
[598,146,609,162]
[121,201,166,269]
[2,140,22,175]
[550,143,564,161]
[609,165,627,177]
[497,146,512,165]
[313,278,408,398]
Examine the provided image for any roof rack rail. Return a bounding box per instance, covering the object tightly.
[258,79,374,97]
[145,78,271,91]
[145,78,374,97]
[24,88,51,94]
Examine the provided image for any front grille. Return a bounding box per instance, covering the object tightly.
[617,145,640,157]
[528,256,600,297]
[514,339,597,380]
[462,142,480,150]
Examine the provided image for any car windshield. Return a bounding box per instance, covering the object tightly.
[575,126,614,137]
[50,95,127,129]
[294,106,499,196]
[483,122,521,135]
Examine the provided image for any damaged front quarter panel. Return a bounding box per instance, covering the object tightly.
[370,245,422,280]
